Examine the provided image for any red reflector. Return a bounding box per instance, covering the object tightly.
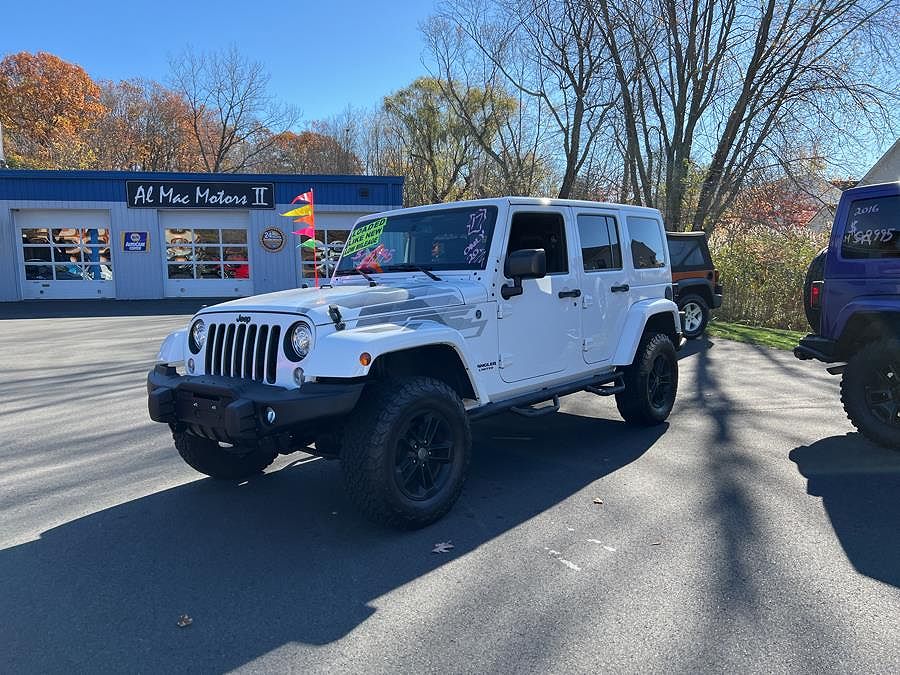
[810,282,823,308]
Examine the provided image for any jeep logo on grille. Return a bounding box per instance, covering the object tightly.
[236,315,252,324]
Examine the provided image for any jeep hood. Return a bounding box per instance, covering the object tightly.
[199,280,486,326]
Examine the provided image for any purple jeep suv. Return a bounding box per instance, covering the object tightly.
[795,181,900,449]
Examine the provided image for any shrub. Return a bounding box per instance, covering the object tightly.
[709,226,828,331]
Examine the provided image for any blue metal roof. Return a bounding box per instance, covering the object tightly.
[0,169,404,206]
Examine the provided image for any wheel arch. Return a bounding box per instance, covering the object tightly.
[837,310,900,359]
[369,344,479,402]
[611,299,681,366]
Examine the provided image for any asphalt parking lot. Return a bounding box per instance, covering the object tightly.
[1,302,898,673]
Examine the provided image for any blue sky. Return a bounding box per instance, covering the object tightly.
[2,0,439,125]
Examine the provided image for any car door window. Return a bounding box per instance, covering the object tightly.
[577,214,622,271]
[627,216,667,269]
[506,212,568,274]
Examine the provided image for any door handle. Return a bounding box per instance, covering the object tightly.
[558,288,582,298]
[610,284,630,293]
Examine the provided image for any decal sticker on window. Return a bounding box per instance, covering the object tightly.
[463,208,489,265]
[343,217,388,256]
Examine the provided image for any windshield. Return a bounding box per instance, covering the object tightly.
[334,205,498,276]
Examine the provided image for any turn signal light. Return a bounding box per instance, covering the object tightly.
[359,352,372,366]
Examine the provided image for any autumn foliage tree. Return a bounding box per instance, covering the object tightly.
[255,129,363,175]
[87,79,199,171]
[0,51,104,168]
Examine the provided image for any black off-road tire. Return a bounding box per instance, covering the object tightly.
[840,339,900,450]
[615,332,679,426]
[678,294,710,339]
[803,248,828,332]
[174,431,277,479]
[340,377,472,529]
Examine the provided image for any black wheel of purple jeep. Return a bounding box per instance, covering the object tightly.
[841,339,900,450]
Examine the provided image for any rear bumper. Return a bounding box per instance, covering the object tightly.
[712,285,723,309]
[147,364,364,442]
[793,334,838,363]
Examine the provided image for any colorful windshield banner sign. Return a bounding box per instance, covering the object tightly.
[343,217,388,255]
[121,231,149,252]
[126,181,275,209]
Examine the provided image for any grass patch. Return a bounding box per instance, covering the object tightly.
[707,320,806,351]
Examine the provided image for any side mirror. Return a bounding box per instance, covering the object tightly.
[501,248,547,299]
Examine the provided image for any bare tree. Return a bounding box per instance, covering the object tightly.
[423,14,553,196]
[433,0,620,198]
[588,0,899,230]
[169,46,298,173]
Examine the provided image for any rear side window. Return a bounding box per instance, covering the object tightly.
[667,236,709,271]
[577,214,622,271]
[841,195,900,259]
[627,216,667,269]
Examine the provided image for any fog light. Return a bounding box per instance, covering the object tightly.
[293,367,305,386]
[187,358,195,373]
[265,407,276,425]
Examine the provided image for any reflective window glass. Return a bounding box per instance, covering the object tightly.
[578,214,622,271]
[627,216,667,269]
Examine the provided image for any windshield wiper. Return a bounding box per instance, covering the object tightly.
[382,263,442,281]
[335,267,378,286]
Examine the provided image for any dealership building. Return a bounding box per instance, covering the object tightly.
[0,170,403,302]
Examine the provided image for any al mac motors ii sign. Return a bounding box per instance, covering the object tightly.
[126,180,275,209]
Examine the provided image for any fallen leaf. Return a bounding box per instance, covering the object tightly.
[593,498,604,505]
[432,541,454,554]
[177,614,193,628]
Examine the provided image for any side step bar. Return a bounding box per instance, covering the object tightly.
[469,371,622,421]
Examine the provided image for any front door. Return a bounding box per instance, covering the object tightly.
[574,209,632,363]
[16,210,115,300]
[497,207,582,383]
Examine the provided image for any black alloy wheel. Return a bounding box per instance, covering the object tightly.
[394,410,455,501]
[648,354,676,411]
[863,359,900,428]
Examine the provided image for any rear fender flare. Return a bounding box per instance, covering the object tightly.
[611,299,681,366]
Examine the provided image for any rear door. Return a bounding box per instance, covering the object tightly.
[575,209,631,364]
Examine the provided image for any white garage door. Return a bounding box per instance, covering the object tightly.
[16,210,115,300]
[160,211,253,298]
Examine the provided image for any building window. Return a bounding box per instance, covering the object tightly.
[165,228,250,280]
[21,227,113,281]
[300,228,349,279]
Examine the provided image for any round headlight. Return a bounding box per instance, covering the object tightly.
[287,322,312,361]
[189,319,206,354]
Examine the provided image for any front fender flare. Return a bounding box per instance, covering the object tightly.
[156,329,187,365]
[611,298,681,366]
[307,320,485,402]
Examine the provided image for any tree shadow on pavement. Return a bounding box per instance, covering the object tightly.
[790,433,900,589]
[0,412,664,672]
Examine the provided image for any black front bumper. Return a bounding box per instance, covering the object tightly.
[793,334,838,363]
[147,364,364,443]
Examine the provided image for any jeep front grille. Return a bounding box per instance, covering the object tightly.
[204,322,281,383]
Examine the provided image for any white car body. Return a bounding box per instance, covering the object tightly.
[158,197,681,411]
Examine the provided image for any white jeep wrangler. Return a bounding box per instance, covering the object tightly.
[148,198,682,527]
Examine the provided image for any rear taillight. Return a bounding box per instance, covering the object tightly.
[810,281,824,308]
